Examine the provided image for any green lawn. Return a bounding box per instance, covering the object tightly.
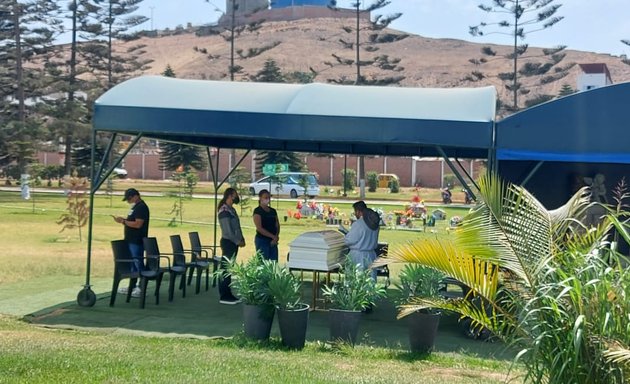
[0,315,518,384]
[0,189,522,383]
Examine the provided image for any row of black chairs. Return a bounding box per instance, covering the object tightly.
[110,232,223,309]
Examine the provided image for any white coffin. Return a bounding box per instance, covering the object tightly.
[288,230,348,271]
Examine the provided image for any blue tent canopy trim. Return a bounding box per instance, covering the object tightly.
[496,82,630,164]
[93,76,497,158]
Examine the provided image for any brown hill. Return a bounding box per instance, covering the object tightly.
[117,17,630,109]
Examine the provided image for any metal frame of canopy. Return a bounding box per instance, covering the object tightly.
[76,77,497,306]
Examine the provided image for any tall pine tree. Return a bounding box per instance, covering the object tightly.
[0,0,63,175]
[79,0,152,91]
[196,0,280,80]
[468,0,569,113]
[250,59,304,175]
[326,0,407,86]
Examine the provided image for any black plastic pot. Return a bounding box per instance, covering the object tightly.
[243,304,275,340]
[329,308,362,345]
[277,303,310,349]
[407,311,440,353]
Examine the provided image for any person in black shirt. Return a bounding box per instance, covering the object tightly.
[253,189,280,261]
[113,188,150,297]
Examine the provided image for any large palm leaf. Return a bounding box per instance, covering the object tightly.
[384,173,592,336]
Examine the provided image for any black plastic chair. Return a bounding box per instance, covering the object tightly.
[143,237,187,302]
[375,242,391,288]
[110,239,140,307]
[170,234,210,294]
[188,231,222,287]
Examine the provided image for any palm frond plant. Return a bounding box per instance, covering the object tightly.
[222,253,276,340]
[268,263,304,310]
[268,264,310,349]
[394,263,446,353]
[322,256,387,345]
[224,253,275,306]
[394,263,446,313]
[322,256,387,311]
[381,173,630,383]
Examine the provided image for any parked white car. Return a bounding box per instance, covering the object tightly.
[249,172,320,198]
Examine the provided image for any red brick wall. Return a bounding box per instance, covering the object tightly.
[37,151,485,188]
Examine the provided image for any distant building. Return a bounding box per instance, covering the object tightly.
[225,0,269,16]
[271,0,329,7]
[218,0,367,27]
[577,63,613,91]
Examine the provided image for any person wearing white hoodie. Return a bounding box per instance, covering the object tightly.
[344,200,380,280]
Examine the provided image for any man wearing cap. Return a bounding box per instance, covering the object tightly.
[113,188,150,297]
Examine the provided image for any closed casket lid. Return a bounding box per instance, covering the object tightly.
[289,230,346,250]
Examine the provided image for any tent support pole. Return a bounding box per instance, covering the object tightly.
[78,133,142,306]
[454,158,480,192]
[520,161,545,187]
[217,150,250,189]
[208,148,251,253]
[208,148,219,253]
[435,146,477,201]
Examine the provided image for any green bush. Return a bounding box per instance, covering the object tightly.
[367,172,378,192]
[322,256,386,311]
[392,174,630,383]
[340,168,356,193]
[442,174,460,188]
[388,177,400,193]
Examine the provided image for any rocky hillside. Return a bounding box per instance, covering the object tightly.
[115,17,630,110]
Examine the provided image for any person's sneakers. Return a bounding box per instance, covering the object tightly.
[131,287,142,298]
[117,286,129,294]
[219,296,242,305]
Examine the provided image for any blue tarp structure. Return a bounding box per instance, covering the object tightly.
[496,81,630,209]
[497,82,630,164]
[93,76,497,158]
[77,76,498,307]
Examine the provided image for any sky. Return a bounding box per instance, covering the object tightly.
[135,0,630,56]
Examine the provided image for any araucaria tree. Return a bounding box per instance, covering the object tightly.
[0,0,63,176]
[79,0,152,91]
[196,0,280,81]
[622,39,630,66]
[326,0,406,198]
[468,0,569,113]
[158,65,206,175]
[326,0,407,86]
[250,59,305,175]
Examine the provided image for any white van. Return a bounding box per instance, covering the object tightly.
[249,172,320,198]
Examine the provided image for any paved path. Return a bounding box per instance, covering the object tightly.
[0,186,471,208]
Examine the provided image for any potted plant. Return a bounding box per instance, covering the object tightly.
[321,256,387,345]
[395,263,445,353]
[267,264,310,349]
[224,253,276,340]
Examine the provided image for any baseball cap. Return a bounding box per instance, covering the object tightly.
[122,188,139,201]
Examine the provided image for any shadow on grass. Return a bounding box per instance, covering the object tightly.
[25,280,514,360]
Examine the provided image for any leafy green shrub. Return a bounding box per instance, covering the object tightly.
[268,264,303,310]
[442,174,459,188]
[388,177,400,193]
[224,253,275,306]
[367,171,378,192]
[322,257,386,311]
[340,168,356,192]
[389,174,630,383]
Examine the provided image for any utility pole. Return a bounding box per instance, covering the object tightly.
[150,6,155,31]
